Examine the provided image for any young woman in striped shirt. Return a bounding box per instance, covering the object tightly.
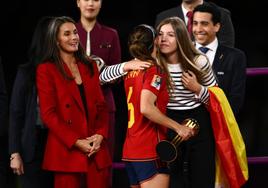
[156,17,217,188]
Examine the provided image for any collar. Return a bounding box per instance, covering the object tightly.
[77,20,101,33]
[181,4,189,20]
[196,38,218,53]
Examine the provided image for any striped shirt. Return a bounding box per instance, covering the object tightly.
[99,63,126,84]
[167,55,217,110]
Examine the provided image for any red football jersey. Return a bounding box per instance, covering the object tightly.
[122,66,169,161]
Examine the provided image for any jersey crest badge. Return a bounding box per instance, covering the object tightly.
[151,75,162,90]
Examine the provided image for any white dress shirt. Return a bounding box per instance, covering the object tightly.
[196,38,219,66]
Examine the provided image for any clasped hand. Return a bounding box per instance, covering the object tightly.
[75,134,103,157]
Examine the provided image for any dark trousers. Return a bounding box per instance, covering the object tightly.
[18,129,53,188]
[167,105,215,188]
[18,160,53,188]
[0,135,16,188]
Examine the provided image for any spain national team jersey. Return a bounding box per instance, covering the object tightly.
[122,65,169,161]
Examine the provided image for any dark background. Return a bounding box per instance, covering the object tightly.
[1,0,267,161]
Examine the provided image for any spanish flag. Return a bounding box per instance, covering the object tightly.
[208,87,248,188]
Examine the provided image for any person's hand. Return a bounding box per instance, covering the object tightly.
[123,59,151,72]
[86,134,103,158]
[74,139,93,153]
[10,153,24,175]
[175,125,195,141]
[182,70,201,94]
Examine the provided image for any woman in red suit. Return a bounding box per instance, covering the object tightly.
[36,16,111,188]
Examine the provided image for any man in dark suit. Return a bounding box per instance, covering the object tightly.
[155,0,235,47]
[192,3,246,116]
[0,56,9,187]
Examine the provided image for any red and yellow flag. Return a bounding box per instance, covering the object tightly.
[208,87,248,188]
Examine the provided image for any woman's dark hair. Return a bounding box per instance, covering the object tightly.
[20,16,55,92]
[128,24,156,62]
[128,24,173,91]
[41,16,94,79]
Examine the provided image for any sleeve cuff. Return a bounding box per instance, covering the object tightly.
[195,85,205,99]
[119,62,127,74]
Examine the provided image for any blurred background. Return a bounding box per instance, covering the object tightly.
[1,0,267,187]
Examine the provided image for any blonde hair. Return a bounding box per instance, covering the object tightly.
[156,17,210,82]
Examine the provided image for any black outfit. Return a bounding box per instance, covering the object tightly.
[77,84,89,120]
[167,106,215,188]
[164,56,217,188]
[0,57,15,188]
[155,1,235,47]
[9,65,53,188]
[212,45,247,116]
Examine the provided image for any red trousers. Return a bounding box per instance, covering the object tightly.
[54,160,110,188]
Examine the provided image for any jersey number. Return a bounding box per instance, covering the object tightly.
[127,87,135,128]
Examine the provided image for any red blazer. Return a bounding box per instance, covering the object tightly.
[36,61,111,172]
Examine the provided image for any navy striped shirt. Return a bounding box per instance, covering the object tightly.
[167,55,217,110]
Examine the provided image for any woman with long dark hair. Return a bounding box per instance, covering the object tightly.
[9,16,54,188]
[36,16,111,188]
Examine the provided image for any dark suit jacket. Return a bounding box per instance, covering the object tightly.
[76,21,121,113]
[8,66,40,162]
[212,45,247,115]
[36,61,111,171]
[0,57,8,137]
[155,2,235,47]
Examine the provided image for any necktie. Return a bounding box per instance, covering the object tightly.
[186,11,193,36]
[199,46,209,54]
